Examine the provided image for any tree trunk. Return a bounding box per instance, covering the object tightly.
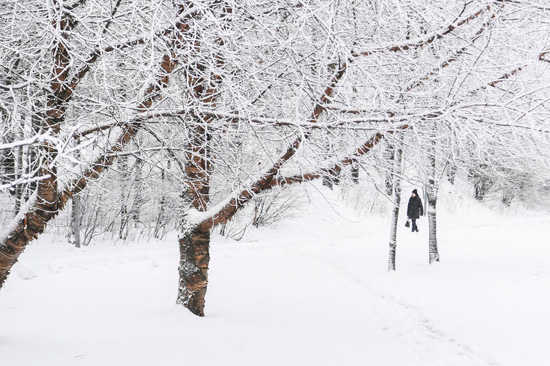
[154,160,169,239]
[119,155,130,240]
[351,161,359,184]
[13,132,23,215]
[474,177,492,200]
[176,144,212,316]
[176,120,212,316]
[426,140,440,264]
[322,167,341,189]
[388,137,403,271]
[71,196,82,248]
[470,164,493,200]
[0,6,188,291]
[0,7,77,288]
[0,162,59,289]
[174,2,231,316]
[427,195,439,264]
[502,186,514,206]
[384,142,395,196]
[71,135,82,248]
[446,163,457,185]
[132,156,144,227]
[177,226,210,316]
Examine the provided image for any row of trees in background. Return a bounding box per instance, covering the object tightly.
[1,0,550,316]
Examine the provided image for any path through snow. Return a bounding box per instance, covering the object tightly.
[1,197,549,365]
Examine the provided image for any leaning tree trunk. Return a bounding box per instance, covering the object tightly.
[0,9,72,288]
[0,5,189,290]
[388,135,403,271]
[426,139,440,264]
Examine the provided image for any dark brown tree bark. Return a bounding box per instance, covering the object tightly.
[177,121,213,316]
[176,57,348,316]
[0,8,74,289]
[177,227,211,316]
[0,1,503,300]
[176,130,396,316]
[175,3,230,316]
[0,6,191,290]
[173,4,498,314]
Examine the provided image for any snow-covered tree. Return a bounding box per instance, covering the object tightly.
[1,0,549,319]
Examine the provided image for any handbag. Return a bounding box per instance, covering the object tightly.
[405,220,410,228]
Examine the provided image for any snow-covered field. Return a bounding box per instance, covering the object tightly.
[1,186,549,366]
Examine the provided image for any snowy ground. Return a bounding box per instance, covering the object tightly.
[1,186,549,366]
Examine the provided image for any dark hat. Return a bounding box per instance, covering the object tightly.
[412,189,418,195]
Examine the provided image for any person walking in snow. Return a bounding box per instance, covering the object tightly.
[407,189,423,232]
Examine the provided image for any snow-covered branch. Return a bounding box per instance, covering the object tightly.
[352,2,497,57]
[0,174,50,192]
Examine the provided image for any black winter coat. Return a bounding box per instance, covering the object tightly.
[407,195,423,219]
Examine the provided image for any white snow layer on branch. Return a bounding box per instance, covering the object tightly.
[0,127,87,191]
[0,189,38,248]
[354,2,495,56]
[0,133,59,151]
[0,174,50,192]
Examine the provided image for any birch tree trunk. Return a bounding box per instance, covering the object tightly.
[426,138,440,264]
[385,142,395,196]
[119,155,129,240]
[388,136,403,271]
[132,156,144,228]
[153,160,169,239]
[71,196,82,248]
[13,143,23,216]
[71,136,82,248]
